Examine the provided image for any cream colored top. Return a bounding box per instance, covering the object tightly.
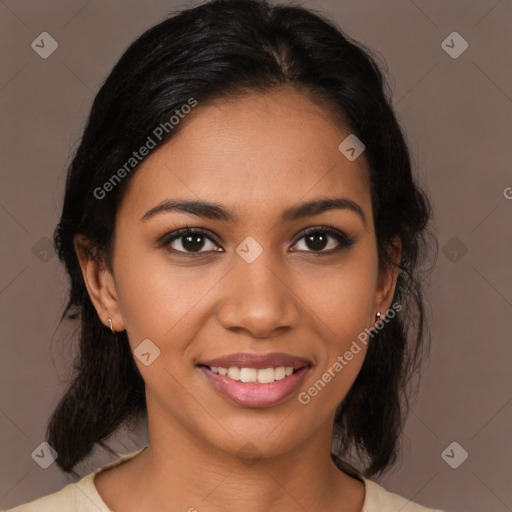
[6,447,445,512]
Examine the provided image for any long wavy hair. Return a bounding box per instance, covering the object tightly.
[48,0,438,478]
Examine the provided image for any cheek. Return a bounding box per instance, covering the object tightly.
[112,244,219,347]
[296,245,377,397]
[112,229,377,368]
[300,248,378,338]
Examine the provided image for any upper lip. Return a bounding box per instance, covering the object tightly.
[199,352,312,369]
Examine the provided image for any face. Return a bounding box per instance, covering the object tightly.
[79,87,400,460]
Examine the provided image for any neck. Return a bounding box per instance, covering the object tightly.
[125,410,365,512]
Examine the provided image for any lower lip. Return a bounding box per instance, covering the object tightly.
[198,366,310,408]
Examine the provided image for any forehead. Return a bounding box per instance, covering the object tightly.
[119,88,371,221]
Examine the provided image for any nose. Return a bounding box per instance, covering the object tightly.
[216,249,301,339]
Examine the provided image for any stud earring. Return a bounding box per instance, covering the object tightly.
[375,311,382,321]
[108,318,115,334]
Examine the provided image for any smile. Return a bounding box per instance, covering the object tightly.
[208,365,296,383]
[198,364,310,408]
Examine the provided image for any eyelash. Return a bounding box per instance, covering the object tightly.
[158,224,356,257]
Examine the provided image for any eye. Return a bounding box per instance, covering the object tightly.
[159,226,222,255]
[158,224,356,256]
[291,226,355,254]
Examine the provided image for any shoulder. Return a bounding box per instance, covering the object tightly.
[331,454,445,512]
[362,477,445,512]
[4,480,81,512]
[4,447,147,512]
[3,473,110,512]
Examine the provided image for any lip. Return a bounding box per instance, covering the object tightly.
[199,365,310,408]
[199,352,312,370]
[197,352,312,408]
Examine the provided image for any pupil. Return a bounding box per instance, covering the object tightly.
[183,234,205,252]
[180,232,329,252]
[306,232,327,251]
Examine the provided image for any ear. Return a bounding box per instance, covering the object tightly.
[374,236,402,318]
[74,234,125,332]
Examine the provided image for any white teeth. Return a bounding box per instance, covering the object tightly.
[209,366,296,383]
[257,367,275,383]
[274,367,286,380]
[239,368,258,382]
[227,367,240,380]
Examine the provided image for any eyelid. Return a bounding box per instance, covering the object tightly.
[156,225,223,250]
[158,224,355,255]
[291,225,353,244]
[290,225,356,254]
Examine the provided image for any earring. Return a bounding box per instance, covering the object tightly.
[108,318,115,334]
[375,312,382,321]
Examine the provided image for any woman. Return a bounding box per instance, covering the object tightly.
[8,0,445,510]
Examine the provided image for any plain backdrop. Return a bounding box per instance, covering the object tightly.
[0,1,511,511]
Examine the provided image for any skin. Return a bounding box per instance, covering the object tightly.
[76,86,401,512]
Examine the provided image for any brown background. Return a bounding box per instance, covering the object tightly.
[0,1,511,511]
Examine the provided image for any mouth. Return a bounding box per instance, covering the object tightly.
[196,353,312,408]
[197,364,303,383]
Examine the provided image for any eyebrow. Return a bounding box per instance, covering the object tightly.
[141,196,367,228]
